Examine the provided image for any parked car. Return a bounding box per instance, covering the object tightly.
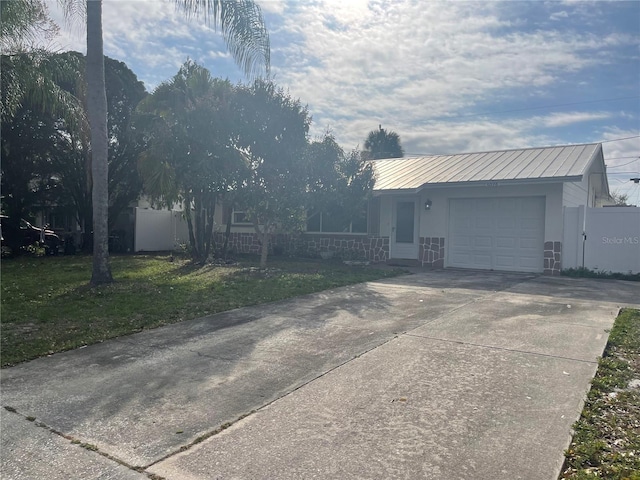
[0,215,63,255]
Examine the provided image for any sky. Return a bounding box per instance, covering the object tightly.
[44,0,640,203]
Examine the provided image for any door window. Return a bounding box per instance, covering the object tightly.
[396,201,415,243]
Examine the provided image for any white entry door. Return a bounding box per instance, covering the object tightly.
[391,199,419,259]
[448,196,545,272]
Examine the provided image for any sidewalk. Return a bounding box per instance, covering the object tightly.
[2,271,638,479]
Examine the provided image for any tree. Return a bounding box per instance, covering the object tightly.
[306,133,375,232]
[0,104,63,253]
[611,191,629,206]
[1,0,84,130]
[137,61,244,263]
[234,80,311,267]
[0,0,58,53]
[49,53,147,245]
[1,52,146,252]
[61,0,270,284]
[363,124,404,160]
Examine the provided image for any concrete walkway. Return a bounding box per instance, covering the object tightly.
[1,271,638,479]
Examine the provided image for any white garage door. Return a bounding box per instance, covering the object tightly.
[448,197,545,273]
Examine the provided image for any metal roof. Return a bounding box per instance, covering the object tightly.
[372,143,603,192]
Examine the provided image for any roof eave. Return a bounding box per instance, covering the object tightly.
[373,175,584,194]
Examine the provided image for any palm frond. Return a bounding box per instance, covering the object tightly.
[174,0,270,79]
[1,50,88,134]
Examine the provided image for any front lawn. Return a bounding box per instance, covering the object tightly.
[1,254,406,366]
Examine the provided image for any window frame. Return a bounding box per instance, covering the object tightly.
[305,210,368,235]
[231,209,252,225]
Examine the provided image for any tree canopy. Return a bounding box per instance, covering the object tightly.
[59,0,271,285]
[1,51,147,253]
[233,79,311,267]
[363,124,404,160]
[137,60,243,262]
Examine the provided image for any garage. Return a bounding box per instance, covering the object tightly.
[448,196,546,273]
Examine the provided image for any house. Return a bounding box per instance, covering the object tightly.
[369,143,612,274]
[136,143,632,275]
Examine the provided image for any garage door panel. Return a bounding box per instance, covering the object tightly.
[519,255,543,269]
[497,217,517,229]
[496,236,517,248]
[519,237,540,249]
[472,254,492,267]
[474,236,493,248]
[452,235,471,247]
[495,255,516,268]
[448,197,545,273]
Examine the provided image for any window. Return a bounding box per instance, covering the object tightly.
[232,210,251,225]
[306,210,367,234]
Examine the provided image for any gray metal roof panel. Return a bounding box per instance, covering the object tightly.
[371,143,602,191]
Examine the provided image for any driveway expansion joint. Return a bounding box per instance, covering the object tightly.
[404,333,600,364]
[3,405,152,477]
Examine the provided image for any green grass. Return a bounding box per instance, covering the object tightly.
[560,308,640,480]
[562,267,640,282]
[1,254,406,366]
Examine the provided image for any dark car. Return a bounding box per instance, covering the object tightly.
[0,215,63,255]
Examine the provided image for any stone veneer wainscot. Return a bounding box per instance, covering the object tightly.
[214,232,390,263]
[420,237,445,268]
[544,241,562,275]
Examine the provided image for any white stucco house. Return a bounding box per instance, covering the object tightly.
[136,142,640,275]
[369,143,612,274]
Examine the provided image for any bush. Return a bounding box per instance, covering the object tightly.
[561,267,640,282]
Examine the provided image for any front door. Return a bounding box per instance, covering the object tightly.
[391,199,419,259]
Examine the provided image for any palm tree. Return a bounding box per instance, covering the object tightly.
[363,124,404,160]
[62,0,270,285]
[1,0,85,129]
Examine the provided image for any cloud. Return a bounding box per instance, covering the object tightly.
[267,1,638,151]
[550,11,569,21]
[43,0,639,164]
[543,111,613,128]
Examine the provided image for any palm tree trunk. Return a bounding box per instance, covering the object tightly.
[86,0,112,285]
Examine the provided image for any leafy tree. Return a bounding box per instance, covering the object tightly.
[306,133,375,231]
[50,53,147,244]
[1,52,146,252]
[60,0,270,284]
[363,124,404,160]
[137,61,244,263]
[0,105,63,252]
[610,191,630,206]
[0,0,58,53]
[1,0,84,130]
[234,80,311,267]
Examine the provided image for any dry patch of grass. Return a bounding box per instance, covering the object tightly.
[560,308,640,480]
[1,254,405,366]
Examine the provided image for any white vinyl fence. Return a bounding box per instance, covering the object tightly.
[134,208,189,252]
[563,206,640,274]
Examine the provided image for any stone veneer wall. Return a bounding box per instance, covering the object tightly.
[214,232,390,262]
[544,241,562,275]
[419,237,445,268]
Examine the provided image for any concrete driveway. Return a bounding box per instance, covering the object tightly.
[1,270,638,479]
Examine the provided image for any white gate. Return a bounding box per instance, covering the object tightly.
[563,206,640,274]
[134,208,189,252]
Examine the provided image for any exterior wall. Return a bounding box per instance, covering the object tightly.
[376,183,564,272]
[379,196,393,237]
[562,166,613,208]
[563,179,588,208]
[563,206,640,274]
[214,231,390,262]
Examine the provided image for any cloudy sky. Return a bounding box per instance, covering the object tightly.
[46,0,640,202]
